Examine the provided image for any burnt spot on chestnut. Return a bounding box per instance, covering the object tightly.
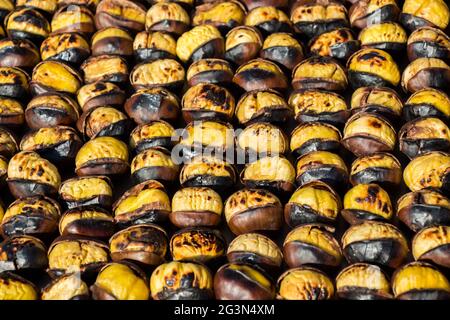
[146,2,190,36]
[350,86,403,121]
[133,31,177,64]
[80,54,129,85]
[0,235,48,273]
[412,225,450,268]
[95,0,146,32]
[77,81,125,112]
[349,0,400,30]
[0,127,18,158]
[91,27,134,57]
[400,0,450,32]
[30,61,82,96]
[5,8,50,44]
[0,38,40,69]
[401,57,450,93]
[407,27,450,62]
[59,206,114,238]
[245,6,292,36]
[77,106,131,140]
[309,28,359,61]
[187,58,233,87]
[403,88,450,122]
[130,59,185,92]
[40,32,90,66]
[51,5,95,36]
[0,66,30,99]
[192,1,246,34]
[225,26,262,66]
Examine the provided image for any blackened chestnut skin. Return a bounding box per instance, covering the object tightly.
[124,91,179,124]
[284,203,336,228]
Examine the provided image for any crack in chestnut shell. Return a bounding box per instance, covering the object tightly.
[187,38,225,65]
[0,237,48,273]
[350,4,400,30]
[284,203,337,228]
[1,214,58,238]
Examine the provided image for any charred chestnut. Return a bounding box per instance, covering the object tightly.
[261,32,304,70]
[77,82,124,112]
[0,156,7,184]
[290,122,341,158]
[0,97,24,127]
[0,235,48,273]
[59,206,114,238]
[5,8,50,44]
[401,57,450,93]
[51,5,95,35]
[349,0,400,29]
[407,27,450,62]
[95,0,146,32]
[342,221,409,268]
[59,0,100,10]
[350,86,403,120]
[131,147,179,185]
[130,59,185,92]
[0,38,40,69]
[412,225,450,268]
[77,106,130,140]
[245,6,292,35]
[41,273,89,300]
[40,32,90,65]
[193,1,245,33]
[0,0,13,23]
[130,121,175,153]
[133,31,177,63]
[400,0,450,32]
[0,127,18,158]
[0,66,29,99]
[80,54,128,85]
[403,88,450,121]
[16,0,57,16]
[224,26,263,66]
[59,175,113,209]
[309,28,358,61]
[359,22,407,54]
[187,58,233,87]
[0,272,38,300]
[91,27,133,57]
[241,0,287,11]
[237,122,288,158]
[145,2,189,36]
[30,61,82,95]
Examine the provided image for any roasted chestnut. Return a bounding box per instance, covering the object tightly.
[237,122,287,158]
[0,127,18,158]
[77,81,125,112]
[0,272,38,300]
[412,225,450,268]
[133,31,177,63]
[309,28,358,61]
[91,27,133,57]
[342,112,396,157]
[130,59,185,91]
[91,262,149,300]
[47,236,109,277]
[240,0,287,11]
[403,88,450,121]
[193,1,245,33]
[124,87,180,124]
[295,151,348,190]
[51,5,95,35]
[95,0,146,32]
[240,155,296,194]
[289,89,349,127]
[290,122,341,158]
[359,22,407,54]
[400,0,450,32]
[0,156,7,184]
[233,58,288,92]
[397,189,450,232]
[392,262,450,300]
[224,188,283,235]
[336,263,392,300]
[1,196,60,238]
[179,155,236,190]
[342,221,409,268]
[245,6,292,35]
[0,97,24,127]
[129,121,175,153]
[403,151,450,192]
[5,8,50,44]
[109,224,168,266]
[277,267,334,300]
[30,61,82,95]
[407,27,450,62]
[176,25,224,64]
[290,0,348,39]
[187,58,233,87]
[77,106,130,140]
[0,66,29,99]
[0,38,40,69]
[349,0,399,29]
[16,0,57,16]
[41,273,89,300]
[131,147,178,185]
[347,48,400,88]
[80,54,128,85]
[59,206,114,238]
[75,136,129,176]
[181,83,235,123]
[283,224,342,268]
[261,32,304,70]
[40,32,90,65]
[0,0,13,23]
[0,235,48,273]
[7,151,60,198]
[350,152,402,188]
[401,57,450,93]
[59,175,113,209]
[224,26,262,66]
[145,2,189,36]
[284,181,341,227]
[59,0,100,11]
[113,180,171,227]
[292,56,348,91]
[350,86,403,121]
[151,261,213,300]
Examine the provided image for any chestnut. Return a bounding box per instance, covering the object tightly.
[0,127,18,158]
[289,89,349,127]
[91,262,150,300]
[0,235,48,273]
[336,263,392,300]
[397,189,450,232]
[5,8,50,44]
[179,155,236,190]
[124,87,180,124]
[224,26,263,66]
[403,88,450,121]
[350,152,402,188]
[290,0,349,39]
[347,48,400,88]
[224,188,283,235]
[245,6,292,35]
[283,224,342,268]
[309,28,359,61]
[187,58,233,87]
[176,25,224,64]
[16,0,57,16]
[133,31,177,63]
[233,58,288,92]
[359,22,407,54]
[59,175,113,209]
[77,106,130,140]
[400,0,450,32]
[277,267,334,300]
[77,82,125,112]
[7,151,61,198]
[151,261,214,300]
[261,32,304,70]
[403,151,450,193]
[91,27,133,57]
[0,66,29,99]
[349,0,400,29]
[290,122,341,158]
[237,122,288,158]
[412,225,450,268]
[392,262,450,300]
[40,32,90,65]
[129,121,175,153]
[131,147,179,185]
[75,136,129,177]
[51,5,95,36]
[407,27,450,62]
[170,227,225,263]
[342,221,409,268]
[113,180,171,227]
[0,38,40,69]
[193,1,246,33]
[95,0,146,32]
[0,156,7,184]
[1,196,61,238]
[350,86,403,121]
[80,54,129,85]
[145,2,190,36]
[59,206,114,238]
[0,272,38,300]
[401,57,450,93]
[292,56,348,91]
[59,0,100,11]
[30,61,82,95]
[0,0,13,23]
[284,181,341,227]
[295,151,349,190]
[109,224,168,266]
[41,273,89,300]
[0,96,24,127]
[130,59,185,92]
